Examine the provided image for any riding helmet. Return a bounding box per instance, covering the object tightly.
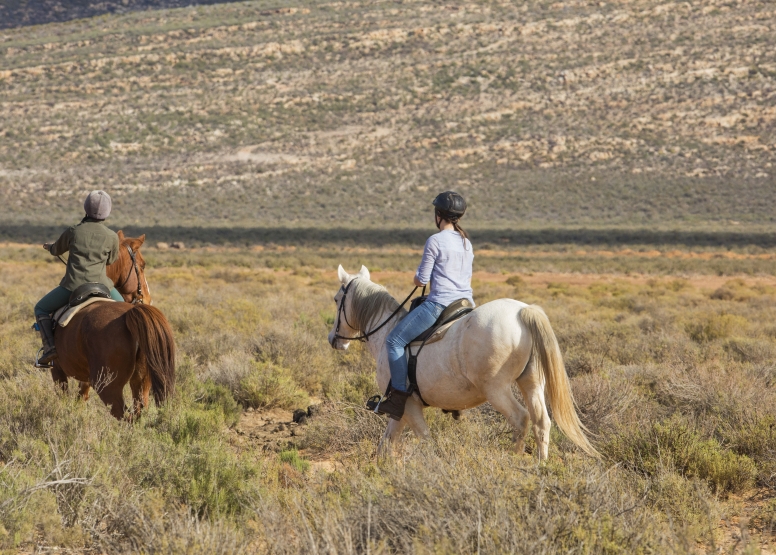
[432,191,466,220]
[84,190,112,220]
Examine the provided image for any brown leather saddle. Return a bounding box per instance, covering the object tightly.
[69,283,112,306]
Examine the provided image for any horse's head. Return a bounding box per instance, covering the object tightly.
[108,231,152,305]
[328,264,371,350]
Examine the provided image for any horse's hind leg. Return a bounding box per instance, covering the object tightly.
[485,385,531,455]
[92,366,127,420]
[129,362,150,420]
[516,360,551,461]
[79,382,91,400]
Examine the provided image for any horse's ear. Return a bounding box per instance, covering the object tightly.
[136,234,146,248]
[337,265,349,284]
[117,230,125,241]
[358,265,370,281]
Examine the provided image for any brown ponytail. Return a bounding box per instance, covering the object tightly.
[453,221,470,250]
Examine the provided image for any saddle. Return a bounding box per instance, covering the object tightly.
[69,283,112,306]
[409,298,474,345]
[407,298,474,404]
[53,283,114,327]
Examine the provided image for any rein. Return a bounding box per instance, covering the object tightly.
[115,245,144,304]
[332,279,418,342]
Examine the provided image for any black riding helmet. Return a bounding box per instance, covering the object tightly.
[432,191,466,222]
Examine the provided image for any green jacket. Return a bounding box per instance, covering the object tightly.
[49,218,120,291]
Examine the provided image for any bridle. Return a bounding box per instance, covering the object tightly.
[115,245,145,305]
[331,278,418,343]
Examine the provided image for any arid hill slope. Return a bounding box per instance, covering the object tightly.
[0,0,774,230]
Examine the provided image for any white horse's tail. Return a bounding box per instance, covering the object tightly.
[519,305,599,458]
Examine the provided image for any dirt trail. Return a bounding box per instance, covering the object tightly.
[228,403,335,472]
[715,488,775,554]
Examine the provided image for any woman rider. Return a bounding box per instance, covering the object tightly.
[378,191,475,419]
[34,190,124,365]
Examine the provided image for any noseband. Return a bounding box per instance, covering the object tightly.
[115,245,145,305]
[332,279,418,343]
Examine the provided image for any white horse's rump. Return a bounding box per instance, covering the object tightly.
[328,265,598,461]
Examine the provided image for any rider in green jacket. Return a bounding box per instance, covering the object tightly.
[34,190,124,364]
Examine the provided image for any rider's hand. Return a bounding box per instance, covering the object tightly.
[414,275,425,288]
[42,243,51,251]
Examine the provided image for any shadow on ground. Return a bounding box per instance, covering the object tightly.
[2,225,776,249]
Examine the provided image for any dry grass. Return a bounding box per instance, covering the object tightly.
[1,244,775,552]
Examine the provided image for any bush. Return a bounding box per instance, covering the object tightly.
[685,313,748,343]
[603,416,757,494]
[203,354,309,410]
[278,449,310,473]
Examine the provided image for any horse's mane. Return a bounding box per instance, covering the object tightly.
[349,279,405,332]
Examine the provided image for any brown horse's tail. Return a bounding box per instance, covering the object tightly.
[519,305,599,458]
[125,304,176,404]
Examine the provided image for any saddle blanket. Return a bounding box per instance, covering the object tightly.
[409,318,460,348]
[53,297,114,327]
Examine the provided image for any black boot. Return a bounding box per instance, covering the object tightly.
[36,315,57,365]
[375,386,412,421]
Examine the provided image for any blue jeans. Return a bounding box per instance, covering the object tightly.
[386,300,445,391]
[35,285,124,317]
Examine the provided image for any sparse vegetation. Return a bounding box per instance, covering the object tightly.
[1,244,775,552]
[0,0,774,231]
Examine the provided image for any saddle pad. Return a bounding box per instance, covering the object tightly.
[409,318,459,348]
[54,297,115,327]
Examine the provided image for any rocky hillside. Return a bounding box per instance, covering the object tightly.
[0,0,774,230]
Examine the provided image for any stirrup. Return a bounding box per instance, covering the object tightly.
[35,348,54,369]
[365,394,383,413]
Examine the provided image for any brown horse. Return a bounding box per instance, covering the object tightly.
[50,231,176,419]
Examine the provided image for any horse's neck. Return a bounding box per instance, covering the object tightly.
[106,257,122,284]
[357,304,397,361]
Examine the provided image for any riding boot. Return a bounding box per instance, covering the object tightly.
[376,386,412,421]
[36,315,57,365]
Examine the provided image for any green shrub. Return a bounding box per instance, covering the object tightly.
[197,381,242,428]
[603,416,757,494]
[686,313,748,343]
[278,449,310,473]
[238,362,309,410]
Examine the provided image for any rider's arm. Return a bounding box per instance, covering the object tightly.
[106,234,120,265]
[48,228,74,256]
[415,236,439,287]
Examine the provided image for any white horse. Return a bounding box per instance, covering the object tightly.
[328,265,598,461]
